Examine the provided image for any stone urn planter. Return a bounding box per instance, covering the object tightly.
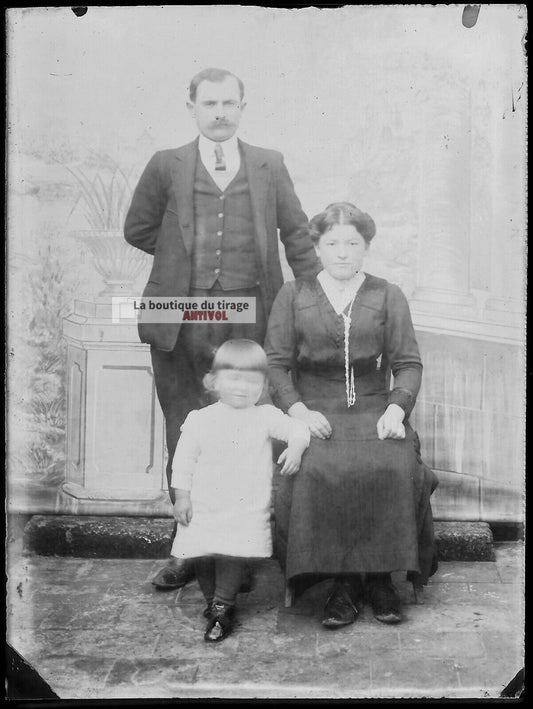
[73,229,148,297]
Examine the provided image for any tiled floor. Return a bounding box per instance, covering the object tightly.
[6,541,524,699]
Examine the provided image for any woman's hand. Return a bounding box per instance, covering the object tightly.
[377,404,406,440]
[173,490,193,526]
[288,402,332,440]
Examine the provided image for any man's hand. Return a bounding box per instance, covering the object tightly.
[377,404,406,440]
[288,402,332,440]
[173,490,193,526]
[277,439,308,476]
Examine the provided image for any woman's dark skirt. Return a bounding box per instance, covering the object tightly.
[274,373,438,597]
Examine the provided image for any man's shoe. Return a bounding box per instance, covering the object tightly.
[366,573,402,624]
[322,582,359,630]
[151,558,195,590]
[204,603,236,642]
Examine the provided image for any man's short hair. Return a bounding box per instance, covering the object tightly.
[189,68,245,102]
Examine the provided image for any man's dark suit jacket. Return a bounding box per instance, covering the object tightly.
[124,138,319,352]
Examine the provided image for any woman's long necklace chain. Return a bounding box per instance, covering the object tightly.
[342,294,357,407]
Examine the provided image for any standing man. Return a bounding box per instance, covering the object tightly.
[125,67,319,589]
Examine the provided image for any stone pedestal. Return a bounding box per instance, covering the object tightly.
[57,297,170,516]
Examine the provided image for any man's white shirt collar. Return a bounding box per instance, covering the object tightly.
[198,135,240,191]
[198,135,240,167]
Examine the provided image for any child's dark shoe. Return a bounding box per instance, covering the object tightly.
[204,603,235,642]
[203,602,214,619]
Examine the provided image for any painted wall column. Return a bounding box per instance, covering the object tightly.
[411,80,476,315]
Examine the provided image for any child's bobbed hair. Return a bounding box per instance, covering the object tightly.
[203,339,268,393]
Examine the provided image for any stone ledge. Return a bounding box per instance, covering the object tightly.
[23,516,174,559]
[22,516,494,562]
[434,520,495,561]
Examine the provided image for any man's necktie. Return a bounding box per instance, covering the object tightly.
[214,143,226,171]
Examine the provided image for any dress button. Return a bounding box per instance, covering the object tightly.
[218,212,224,218]
[216,249,221,256]
[214,268,220,274]
[219,195,225,200]
[217,231,223,236]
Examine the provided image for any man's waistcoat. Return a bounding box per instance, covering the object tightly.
[191,155,259,289]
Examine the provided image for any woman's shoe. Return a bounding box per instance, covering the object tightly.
[322,582,359,629]
[204,603,236,642]
[366,574,402,624]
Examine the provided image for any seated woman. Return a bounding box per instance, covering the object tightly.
[265,202,438,629]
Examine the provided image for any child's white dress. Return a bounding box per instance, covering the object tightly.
[170,402,309,559]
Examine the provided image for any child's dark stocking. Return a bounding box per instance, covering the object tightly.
[194,556,215,607]
[213,556,247,607]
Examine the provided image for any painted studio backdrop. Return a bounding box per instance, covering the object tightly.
[7,6,526,523]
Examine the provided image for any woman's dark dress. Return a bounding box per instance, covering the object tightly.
[264,274,438,594]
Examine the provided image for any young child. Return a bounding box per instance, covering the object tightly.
[170,339,310,642]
